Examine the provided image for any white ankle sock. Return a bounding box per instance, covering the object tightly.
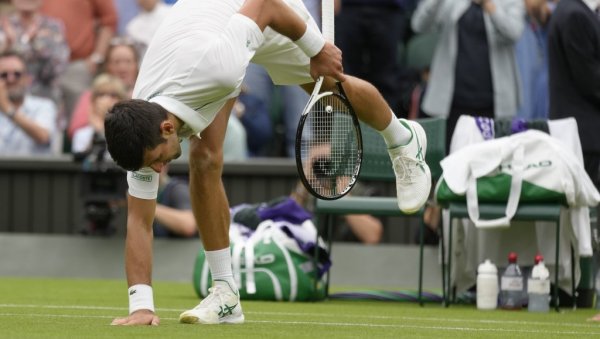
[379,111,411,148]
[205,248,237,290]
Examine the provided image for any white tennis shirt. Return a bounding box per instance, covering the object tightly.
[128,0,265,200]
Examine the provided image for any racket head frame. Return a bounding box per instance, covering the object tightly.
[295,81,363,200]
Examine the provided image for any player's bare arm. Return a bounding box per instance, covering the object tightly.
[238,0,345,82]
[238,0,308,39]
[111,194,159,326]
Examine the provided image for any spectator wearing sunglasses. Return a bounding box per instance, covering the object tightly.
[71,73,127,158]
[0,50,59,155]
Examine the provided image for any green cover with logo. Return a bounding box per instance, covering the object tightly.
[436,173,567,205]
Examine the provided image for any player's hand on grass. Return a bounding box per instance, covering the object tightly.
[310,41,346,83]
[111,309,160,326]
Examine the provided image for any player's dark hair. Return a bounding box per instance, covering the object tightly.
[104,99,167,171]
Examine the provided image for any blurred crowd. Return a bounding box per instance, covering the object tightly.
[1,0,597,164]
[0,0,599,242]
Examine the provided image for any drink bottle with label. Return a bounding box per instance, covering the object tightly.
[500,252,523,310]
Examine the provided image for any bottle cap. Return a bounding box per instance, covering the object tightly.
[508,252,518,263]
[478,259,498,274]
[531,257,550,280]
[534,254,544,264]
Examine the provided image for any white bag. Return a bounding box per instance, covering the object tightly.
[436,130,599,228]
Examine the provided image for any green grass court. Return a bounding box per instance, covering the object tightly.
[1,278,600,338]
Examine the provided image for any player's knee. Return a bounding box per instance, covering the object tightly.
[188,144,223,174]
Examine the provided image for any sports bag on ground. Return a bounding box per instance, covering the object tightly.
[193,197,330,301]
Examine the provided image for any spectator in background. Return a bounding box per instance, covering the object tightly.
[242,63,306,157]
[0,0,69,107]
[564,1,600,322]
[40,0,118,123]
[548,0,600,193]
[0,50,58,155]
[231,87,273,157]
[115,0,178,36]
[71,73,127,158]
[335,0,415,116]
[115,0,141,36]
[102,38,141,95]
[68,37,140,140]
[126,0,172,48]
[515,0,555,120]
[153,165,198,238]
[411,0,525,150]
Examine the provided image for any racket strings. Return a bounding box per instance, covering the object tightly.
[300,94,360,198]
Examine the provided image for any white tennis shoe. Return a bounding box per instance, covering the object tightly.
[179,280,244,325]
[388,119,431,214]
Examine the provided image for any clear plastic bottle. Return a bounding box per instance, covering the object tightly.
[499,252,524,310]
[527,254,550,312]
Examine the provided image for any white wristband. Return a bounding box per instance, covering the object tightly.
[128,284,155,314]
[294,25,325,58]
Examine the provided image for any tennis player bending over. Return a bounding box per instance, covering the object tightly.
[106,0,431,326]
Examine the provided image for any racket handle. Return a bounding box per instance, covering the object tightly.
[321,0,334,43]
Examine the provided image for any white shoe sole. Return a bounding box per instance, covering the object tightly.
[179,312,245,325]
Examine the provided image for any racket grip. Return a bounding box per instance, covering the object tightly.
[321,0,334,42]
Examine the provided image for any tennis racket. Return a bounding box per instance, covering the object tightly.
[295,0,362,200]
